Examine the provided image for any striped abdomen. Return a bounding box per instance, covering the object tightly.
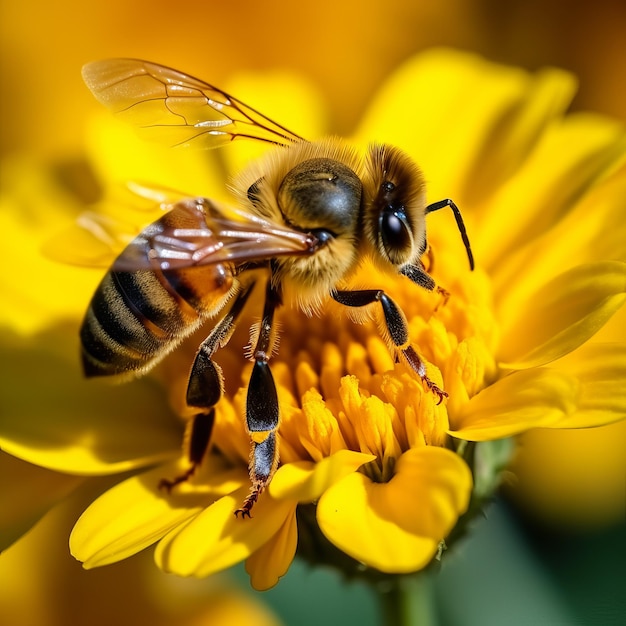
[80,207,235,377]
[81,265,234,377]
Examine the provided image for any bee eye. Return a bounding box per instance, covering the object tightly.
[380,207,411,261]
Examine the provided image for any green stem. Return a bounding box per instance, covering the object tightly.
[379,574,437,626]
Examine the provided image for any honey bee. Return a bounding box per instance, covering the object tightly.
[80,59,474,517]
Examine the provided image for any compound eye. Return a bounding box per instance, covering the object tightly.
[380,207,412,263]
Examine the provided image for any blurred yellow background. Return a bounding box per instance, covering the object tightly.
[2,0,625,157]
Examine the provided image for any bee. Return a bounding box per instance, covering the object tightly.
[80,59,474,517]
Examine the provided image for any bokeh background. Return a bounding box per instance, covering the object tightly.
[1,1,624,624]
[2,0,626,157]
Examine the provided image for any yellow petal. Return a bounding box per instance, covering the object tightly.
[356,49,575,202]
[3,485,282,626]
[245,509,298,590]
[492,165,626,302]
[545,342,626,428]
[317,447,472,573]
[389,447,472,537]
[70,460,225,568]
[0,328,180,474]
[0,452,84,551]
[593,298,626,343]
[269,450,376,501]
[155,487,294,578]
[476,114,626,270]
[459,65,577,206]
[498,261,626,369]
[450,368,579,440]
[318,473,436,573]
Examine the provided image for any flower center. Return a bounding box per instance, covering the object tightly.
[206,256,498,483]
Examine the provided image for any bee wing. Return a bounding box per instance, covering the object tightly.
[82,59,306,149]
[43,181,183,268]
[44,209,150,268]
[112,198,318,271]
[46,197,317,271]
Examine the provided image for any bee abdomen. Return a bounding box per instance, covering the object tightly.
[81,270,190,377]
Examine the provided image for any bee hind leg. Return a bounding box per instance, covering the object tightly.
[159,409,215,491]
[159,284,254,493]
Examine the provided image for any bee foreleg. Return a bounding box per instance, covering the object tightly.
[236,280,282,518]
[400,263,450,310]
[399,263,436,291]
[333,289,447,403]
[159,284,254,493]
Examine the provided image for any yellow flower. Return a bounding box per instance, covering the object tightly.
[0,486,281,626]
[1,50,624,591]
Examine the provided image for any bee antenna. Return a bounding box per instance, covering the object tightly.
[425,199,474,270]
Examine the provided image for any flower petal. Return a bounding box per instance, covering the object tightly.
[476,114,626,271]
[498,261,626,369]
[491,164,626,301]
[386,447,473,537]
[545,342,626,428]
[318,473,436,573]
[245,509,298,590]
[155,487,294,578]
[269,450,376,501]
[356,49,576,202]
[70,460,225,568]
[0,452,84,551]
[459,64,577,205]
[450,368,579,440]
[0,327,181,474]
[317,447,472,573]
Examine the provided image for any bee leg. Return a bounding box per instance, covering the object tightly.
[159,284,254,492]
[158,410,215,492]
[333,289,448,404]
[235,431,277,518]
[399,262,436,291]
[424,198,475,271]
[399,263,450,309]
[235,281,282,518]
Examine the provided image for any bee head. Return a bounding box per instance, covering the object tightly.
[364,144,428,268]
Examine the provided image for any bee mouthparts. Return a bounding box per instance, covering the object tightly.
[309,229,334,250]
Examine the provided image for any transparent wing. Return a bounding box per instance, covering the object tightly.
[82,58,306,149]
[115,197,320,271]
[43,184,177,267]
[46,197,319,271]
